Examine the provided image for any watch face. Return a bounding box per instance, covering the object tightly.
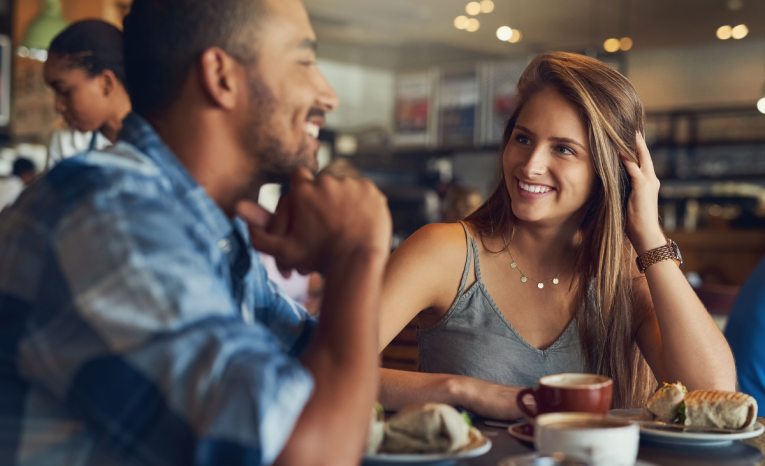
[670,240,683,266]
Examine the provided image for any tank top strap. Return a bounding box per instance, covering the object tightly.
[471,231,484,283]
[456,221,475,296]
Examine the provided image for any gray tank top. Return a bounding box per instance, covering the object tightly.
[417,222,588,387]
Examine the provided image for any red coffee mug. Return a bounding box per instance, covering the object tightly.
[517,373,613,419]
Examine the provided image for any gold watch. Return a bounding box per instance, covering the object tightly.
[636,239,683,274]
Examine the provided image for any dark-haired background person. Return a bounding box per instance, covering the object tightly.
[0,1,390,466]
[44,19,131,168]
[0,157,36,210]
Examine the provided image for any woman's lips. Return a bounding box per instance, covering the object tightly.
[516,177,555,200]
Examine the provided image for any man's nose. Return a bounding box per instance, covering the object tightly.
[315,70,339,113]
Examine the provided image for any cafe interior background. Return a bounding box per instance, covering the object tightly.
[3,0,765,371]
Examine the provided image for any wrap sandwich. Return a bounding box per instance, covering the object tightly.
[382,403,472,454]
[645,382,687,423]
[682,390,758,430]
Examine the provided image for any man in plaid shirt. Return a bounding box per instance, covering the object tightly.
[0,0,391,465]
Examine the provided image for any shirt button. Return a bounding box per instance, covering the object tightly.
[218,239,232,253]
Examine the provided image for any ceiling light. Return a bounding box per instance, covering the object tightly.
[466,2,481,16]
[466,18,480,32]
[480,0,495,13]
[508,29,522,43]
[727,0,744,11]
[496,26,512,41]
[454,15,469,29]
[620,37,633,51]
[717,25,732,40]
[604,38,620,53]
[732,24,748,39]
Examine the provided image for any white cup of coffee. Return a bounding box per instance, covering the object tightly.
[534,412,639,466]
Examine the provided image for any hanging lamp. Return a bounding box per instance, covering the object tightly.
[22,0,68,52]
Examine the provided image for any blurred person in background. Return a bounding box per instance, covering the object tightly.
[442,184,483,223]
[724,258,765,407]
[0,157,36,210]
[377,52,736,420]
[44,19,130,168]
[0,1,391,466]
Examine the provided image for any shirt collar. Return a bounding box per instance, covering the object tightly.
[118,112,234,242]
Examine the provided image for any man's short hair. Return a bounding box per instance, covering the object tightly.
[12,158,35,177]
[123,0,268,117]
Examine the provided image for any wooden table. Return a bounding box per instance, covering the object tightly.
[455,418,765,466]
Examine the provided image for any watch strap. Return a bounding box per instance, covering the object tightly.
[636,240,679,274]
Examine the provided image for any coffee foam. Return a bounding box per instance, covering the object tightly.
[540,373,612,388]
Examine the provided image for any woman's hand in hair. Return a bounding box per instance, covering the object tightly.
[621,132,666,255]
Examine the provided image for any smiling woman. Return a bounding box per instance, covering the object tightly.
[378,51,737,419]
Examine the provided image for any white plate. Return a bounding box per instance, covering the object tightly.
[363,438,492,465]
[609,409,765,447]
[498,453,658,466]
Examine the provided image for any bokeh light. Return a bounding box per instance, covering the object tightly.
[454,16,469,29]
[466,2,481,16]
[480,0,495,13]
[717,25,732,40]
[508,29,522,43]
[620,37,633,51]
[604,38,620,52]
[496,26,513,41]
[731,24,748,39]
[758,97,765,115]
[466,17,480,32]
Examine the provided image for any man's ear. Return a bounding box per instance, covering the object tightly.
[198,47,242,110]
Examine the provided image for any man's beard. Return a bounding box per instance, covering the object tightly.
[243,72,317,187]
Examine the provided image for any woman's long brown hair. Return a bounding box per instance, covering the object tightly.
[464,51,655,408]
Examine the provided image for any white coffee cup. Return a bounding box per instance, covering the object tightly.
[534,412,639,466]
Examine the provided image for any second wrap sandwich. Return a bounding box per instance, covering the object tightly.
[683,390,758,429]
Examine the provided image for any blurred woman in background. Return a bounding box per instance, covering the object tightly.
[378,52,736,419]
[44,19,131,168]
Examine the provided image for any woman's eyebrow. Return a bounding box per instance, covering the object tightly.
[515,124,586,151]
[550,137,586,151]
[515,124,536,136]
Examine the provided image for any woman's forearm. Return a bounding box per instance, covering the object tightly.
[645,260,737,391]
[379,368,525,420]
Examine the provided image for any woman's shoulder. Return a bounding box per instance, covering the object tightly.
[389,222,473,278]
[401,222,471,255]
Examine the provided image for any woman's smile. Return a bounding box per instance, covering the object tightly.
[516,177,556,199]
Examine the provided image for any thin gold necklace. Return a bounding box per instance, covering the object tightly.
[508,251,567,289]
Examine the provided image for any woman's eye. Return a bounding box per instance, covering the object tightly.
[556,145,575,155]
[516,134,531,144]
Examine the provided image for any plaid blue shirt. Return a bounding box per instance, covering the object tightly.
[0,113,317,466]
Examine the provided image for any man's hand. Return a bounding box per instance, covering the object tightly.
[238,169,390,466]
[237,168,392,275]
